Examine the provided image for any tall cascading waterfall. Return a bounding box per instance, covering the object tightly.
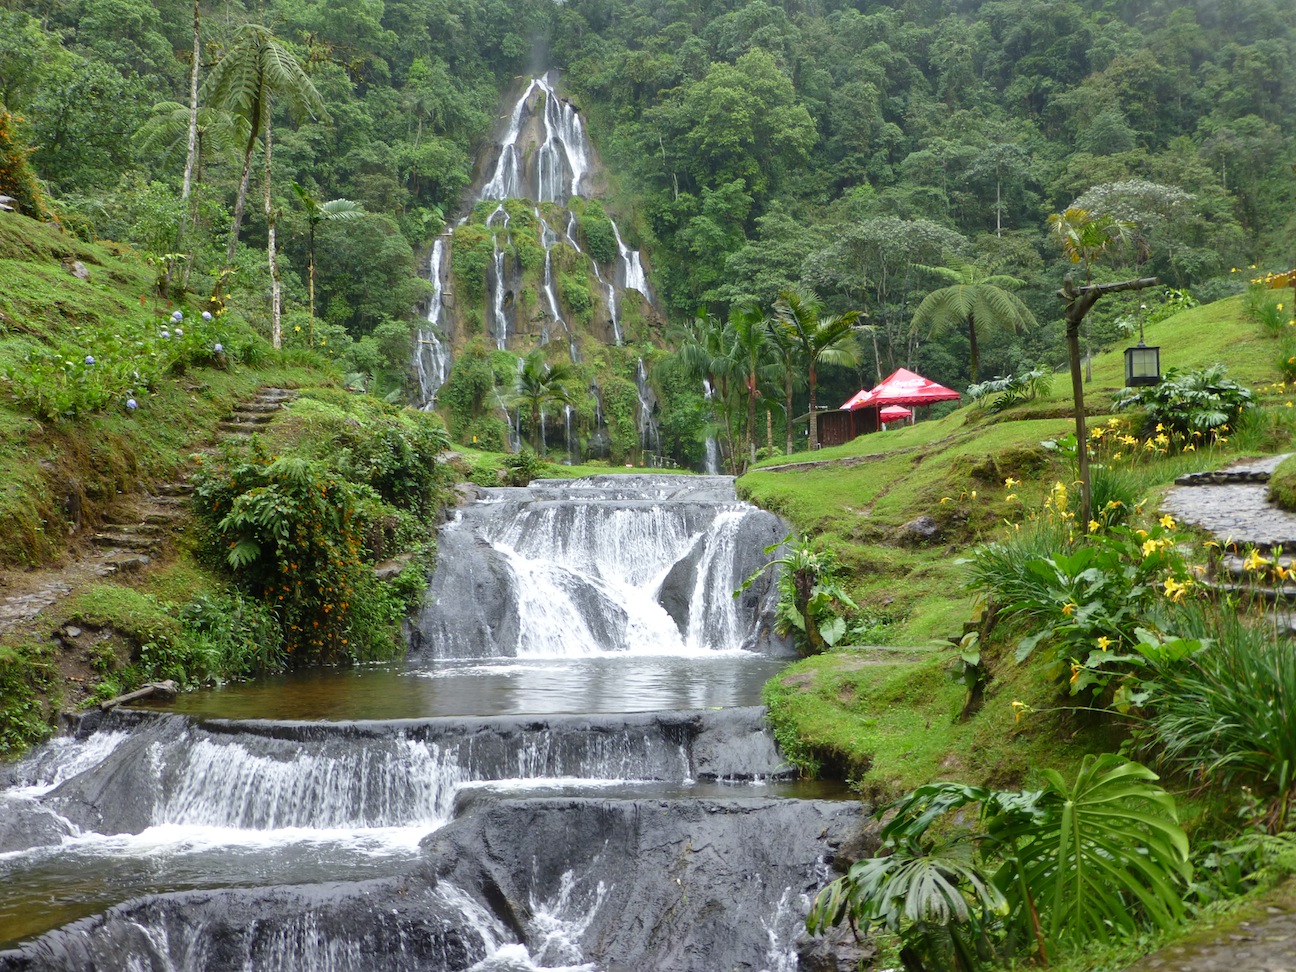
[411,72,656,443]
[702,379,722,474]
[635,358,661,461]
[488,205,512,351]
[414,236,451,409]
[411,475,786,658]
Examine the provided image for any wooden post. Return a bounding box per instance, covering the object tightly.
[1058,274,1159,528]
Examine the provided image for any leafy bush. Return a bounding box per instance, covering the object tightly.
[0,641,57,757]
[807,755,1190,970]
[965,369,1053,413]
[1136,604,1296,830]
[1113,364,1253,438]
[739,534,857,655]
[178,590,286,680]
[966,497,1198,704]
[193,451,380,664]
[577,200,618,265]
[500,449,547,486]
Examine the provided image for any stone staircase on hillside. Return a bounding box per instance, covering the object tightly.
[218,387,297,438]
[89,387,297,576]
[0,388,298,633]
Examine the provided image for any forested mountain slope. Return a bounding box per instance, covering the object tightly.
[1,0,1293,460]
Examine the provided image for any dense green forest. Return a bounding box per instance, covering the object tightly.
[1,0,1294,448]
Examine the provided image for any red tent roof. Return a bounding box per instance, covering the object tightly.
[842,368,961,410]
[880,405,912,421]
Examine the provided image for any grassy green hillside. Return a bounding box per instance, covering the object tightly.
[738,286,1296,796]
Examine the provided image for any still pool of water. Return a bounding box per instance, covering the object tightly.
[135,654,792,721]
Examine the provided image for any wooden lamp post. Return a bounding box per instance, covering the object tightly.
[1059,273,1159,527]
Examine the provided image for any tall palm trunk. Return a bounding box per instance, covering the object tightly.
[264,116,282,349]
[808,363,820,450]
[967,313,980,383]
[745,375,758,467]
[307,222,317,344]
[784,369,794,455]
[225,102,260,266]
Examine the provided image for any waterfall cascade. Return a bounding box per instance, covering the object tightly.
[411,72,659,459]
[0,477,862,972]
[412,475,786,659]
[415,237,451,409]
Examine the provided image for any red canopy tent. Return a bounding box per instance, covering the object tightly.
[841,368,962,411]
[879,405,913,425]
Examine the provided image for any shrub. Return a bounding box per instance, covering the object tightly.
[1137,603,1296,830]
[739,534,857,655]
[966,497,1199,704]
[0,110,47,219]
[807,755,1190,969]
[577,200,617,265]
[965,369,1053,414]
[1112,364,1252,439]
[193,451,378,664]
[500,449,546,486]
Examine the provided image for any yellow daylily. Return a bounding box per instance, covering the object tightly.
[1159,514,1176,529]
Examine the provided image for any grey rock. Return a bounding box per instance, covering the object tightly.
[900,515,941,541]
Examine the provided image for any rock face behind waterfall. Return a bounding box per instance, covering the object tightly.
[410,475,792,658]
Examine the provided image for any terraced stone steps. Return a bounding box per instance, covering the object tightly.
[0,386,297,632]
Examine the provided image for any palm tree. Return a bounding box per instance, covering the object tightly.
[205,24,327,347]
[773,289,863,451]
[910,260,1036,383]
[510,350,576,454]
[728,301,779,466]
[664,311,740,472]
[291,183,364,344]
[1048,207,1133,282]
[765,321,806,455]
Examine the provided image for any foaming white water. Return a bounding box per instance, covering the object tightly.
[415,237,451,408]
[528,870,606,969]
[685,509,747,649]
[758,886,802,972]
[9,730,130,795]
[159,736,461,830]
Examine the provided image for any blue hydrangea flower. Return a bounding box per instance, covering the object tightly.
[171,310,184,322]
[202,311,213,321]
[84,355,95,365]
[160,329,170,339]
[175,327,183,336]
[214,343,223,353]
[126,398,138,410]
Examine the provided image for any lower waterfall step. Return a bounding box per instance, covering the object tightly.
[0,797,865,972]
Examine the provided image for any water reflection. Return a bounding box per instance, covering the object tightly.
[139,655,790,722]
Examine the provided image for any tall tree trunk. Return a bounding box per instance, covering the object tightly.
[307,224,316,345]
[766,406,774,452]
[181,0,200,203]
[719,377,739,475]
[808,363,819,450]
[995,177,1002,237]
[870,328,883,386]
[967,314,980,383]
[746,376,757,466]
[225,109,259,267]
[784,369,794,455]
[264,116,281,349]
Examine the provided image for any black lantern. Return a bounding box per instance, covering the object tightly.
[1124,341,1161,386]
